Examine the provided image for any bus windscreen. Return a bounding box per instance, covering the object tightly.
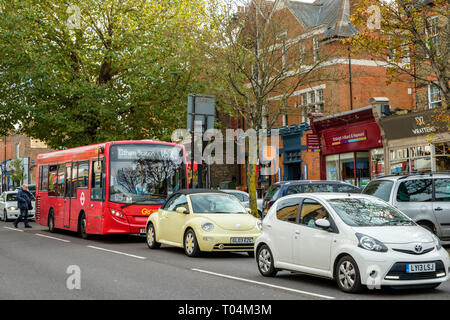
[109,144,186,205]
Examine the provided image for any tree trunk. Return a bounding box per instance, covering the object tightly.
[246,158,259,218]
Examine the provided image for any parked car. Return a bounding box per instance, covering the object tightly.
[0,191,35,222]
[145,189,261,257]
[15,184,36,196]
[255,193,450,293]
[221,189,264,217]
[362,173,450,240]
[262,180,361,216]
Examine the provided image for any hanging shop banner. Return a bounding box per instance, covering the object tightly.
[306,134,321,152]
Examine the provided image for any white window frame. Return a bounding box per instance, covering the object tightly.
[428,84,442,109]
[426,16,439,54]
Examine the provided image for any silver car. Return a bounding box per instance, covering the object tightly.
[362,173,450,240]
[220,189,264,217]
[0,191,35,222]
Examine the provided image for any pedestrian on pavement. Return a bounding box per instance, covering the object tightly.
[13,184,33,228]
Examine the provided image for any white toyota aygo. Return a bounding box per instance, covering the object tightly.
[255,193,450,293]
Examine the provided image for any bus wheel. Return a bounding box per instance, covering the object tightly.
[79,212,89,240]
[48,210,55,233]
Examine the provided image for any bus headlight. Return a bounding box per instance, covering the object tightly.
[111,209,125,219]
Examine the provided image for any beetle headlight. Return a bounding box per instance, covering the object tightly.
[256,220,262,230]
[201,222,214,232]
[356,233,388,252]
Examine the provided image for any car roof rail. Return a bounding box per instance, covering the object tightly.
[392,171,450,180]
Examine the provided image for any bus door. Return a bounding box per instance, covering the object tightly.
[63,163,72,228]
[89,158,106,234]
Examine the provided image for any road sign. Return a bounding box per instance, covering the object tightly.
[187,94,215,133]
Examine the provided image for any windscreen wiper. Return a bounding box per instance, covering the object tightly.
[120,201,145,209]
[120,194,166,209]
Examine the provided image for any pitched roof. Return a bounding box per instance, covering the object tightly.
[278,0,357,39]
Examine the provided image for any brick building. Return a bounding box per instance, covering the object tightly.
[238,0,416,190]
[0,135,54,191]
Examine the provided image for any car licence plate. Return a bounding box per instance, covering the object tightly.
[406,263,436,273]
[230,237,253,244]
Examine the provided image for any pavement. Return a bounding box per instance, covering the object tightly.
[0,221,449,300]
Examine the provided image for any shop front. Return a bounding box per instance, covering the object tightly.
[311,106,384,188]
[378,108,450,174]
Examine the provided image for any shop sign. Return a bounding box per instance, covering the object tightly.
[381,109,447,140]
[306,134,320,152]
[324,129,367,148]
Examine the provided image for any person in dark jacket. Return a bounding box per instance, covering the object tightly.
[13,184,33,228]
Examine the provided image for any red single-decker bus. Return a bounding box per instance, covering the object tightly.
[36,140,188,238]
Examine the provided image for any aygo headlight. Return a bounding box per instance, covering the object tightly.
[356,233,388,252]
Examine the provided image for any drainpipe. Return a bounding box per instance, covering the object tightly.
[370,97,390,176]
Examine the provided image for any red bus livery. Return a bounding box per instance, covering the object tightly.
[36,141,188,238]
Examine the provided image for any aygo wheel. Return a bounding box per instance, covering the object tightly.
[257,244,277,277]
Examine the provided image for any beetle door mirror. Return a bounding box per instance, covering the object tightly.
[176,206,189,214]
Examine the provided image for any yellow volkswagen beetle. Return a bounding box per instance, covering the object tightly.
[145,189,262,257]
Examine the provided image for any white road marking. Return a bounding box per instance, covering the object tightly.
[3,227,23,232]
[87,245,147,260]
[35,233,71,243]
[191,268,336,300]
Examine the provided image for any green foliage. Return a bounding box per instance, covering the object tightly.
[10,159,24,186]
[0,0,214,148]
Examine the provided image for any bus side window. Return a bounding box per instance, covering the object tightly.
[78,161,89,188]
[41,165,49,192]
[57,164,65,197]
[65,165,71,198]
[48,165,58,197]
[91,159,104,201]
[71,162,78,198]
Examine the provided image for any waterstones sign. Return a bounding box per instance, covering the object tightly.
[381,110,447,140]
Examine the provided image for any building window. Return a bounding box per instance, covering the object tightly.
[370,148,385,179]
[434,142,450,171]
[389,145,433,174]
[308,91,315,105]
[428,84,442,109]
[300,87,325,123]
[301,93,307,106]
[313,37,319,63]
[282,113,288,127]
[427,16,439,53]
[325,154,339,181]
[302,106,309,125]
[299,41,305,65]
[281,39,287,69]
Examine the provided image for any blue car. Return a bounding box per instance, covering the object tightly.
[262,180,360,218]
